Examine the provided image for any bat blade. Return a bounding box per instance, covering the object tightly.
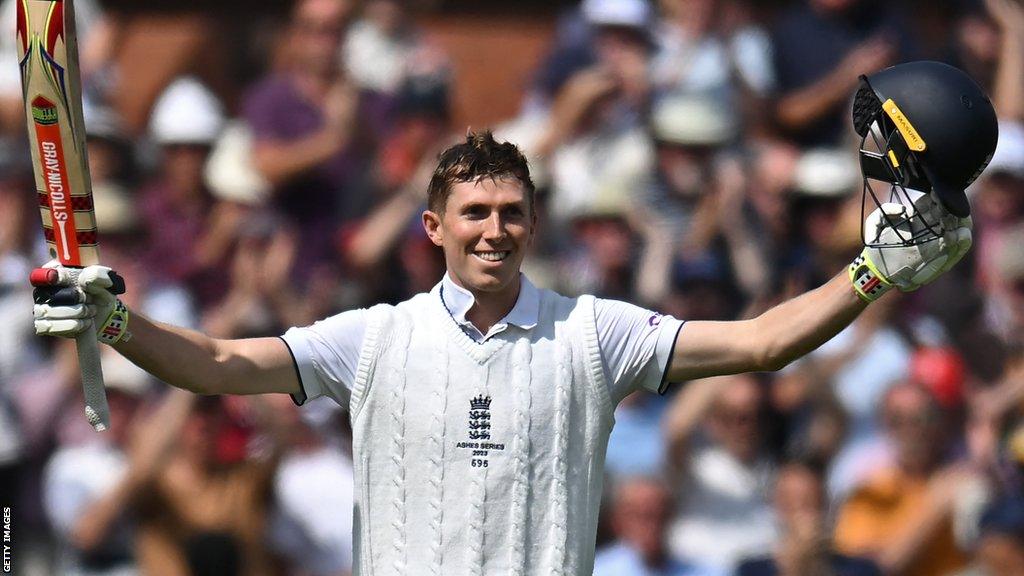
[18,0,109,431]
[18,0,97,266]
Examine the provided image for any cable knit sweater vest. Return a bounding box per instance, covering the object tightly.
[347,289,613,576]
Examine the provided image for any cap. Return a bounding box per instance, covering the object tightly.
[149,76,225,145]
[909,347,966,409]
[651,93,738,147]
[793,148,860,198]
[581,0,652,29]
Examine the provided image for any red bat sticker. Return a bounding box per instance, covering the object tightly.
[31,95,81,265]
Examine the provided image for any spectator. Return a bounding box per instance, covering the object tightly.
[242,0,365,278]
[593,476,724,576]
[42,363,182,576]
[834,382,973,576]
[0,0,112,139]
[956,0,1024,122]
[343,0,447,99]
[973,122,1024,294]
[737,460,882,576]
[342,73,453,302]
[784,147,862,286]
[267,396,354,576]
[0,169,35,511]
[781,306,913,500]
[508,0,656,225]
[954,496,1024,576]
[605,393,672,479]
[985,224,1024,346]
[636,92,769,308]
[139,77,239,308]
[653,0,775,134]
[82,98,137,239]
[663,375,777,570]
[557,198,640,299]
[771,0,916,146]
[133,396,284,576]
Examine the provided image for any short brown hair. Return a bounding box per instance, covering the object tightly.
[427,131,535,214]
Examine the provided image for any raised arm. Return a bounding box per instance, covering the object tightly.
[666,272,865,381]
[32,265,301,397]
[113,314,300,396]
[666,194,974,383]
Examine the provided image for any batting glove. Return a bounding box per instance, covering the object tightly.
[849,193,972,302]
[32,262,130,344]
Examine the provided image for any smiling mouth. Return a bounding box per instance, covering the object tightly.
[473,250,511,262]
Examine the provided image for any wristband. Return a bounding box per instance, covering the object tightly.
[98,299,131,344]
[849,250,893,303]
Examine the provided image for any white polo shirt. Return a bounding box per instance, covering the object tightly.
[284,274,684,407]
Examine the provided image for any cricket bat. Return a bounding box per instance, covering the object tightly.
[17,0,115,431]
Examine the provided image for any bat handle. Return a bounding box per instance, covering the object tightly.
[75,326,110,432]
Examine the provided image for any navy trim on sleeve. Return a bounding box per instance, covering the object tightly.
[278,336,308,406]
[657,321,685,395]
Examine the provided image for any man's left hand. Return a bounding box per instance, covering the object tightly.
[849,193,972,302]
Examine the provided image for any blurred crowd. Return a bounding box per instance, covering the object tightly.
[2,0,1024,574]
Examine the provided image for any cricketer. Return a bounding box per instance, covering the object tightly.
[32,60,997,575]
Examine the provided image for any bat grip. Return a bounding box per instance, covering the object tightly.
[75,312,110,432]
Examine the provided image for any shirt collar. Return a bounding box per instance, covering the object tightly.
[436,272,539,331]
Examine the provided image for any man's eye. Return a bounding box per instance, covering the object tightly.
[464,206,487,218]
[504,207,524,218]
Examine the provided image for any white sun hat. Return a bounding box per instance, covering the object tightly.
[149,76,225,145]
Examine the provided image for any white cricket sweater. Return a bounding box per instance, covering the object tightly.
[347,287,613,576]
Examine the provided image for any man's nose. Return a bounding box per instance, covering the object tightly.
[482,213,507,240]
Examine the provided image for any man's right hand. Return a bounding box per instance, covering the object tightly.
[32,262,131,344]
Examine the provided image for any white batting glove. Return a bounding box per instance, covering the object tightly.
[33,262,131,344]
[849,193,972,302]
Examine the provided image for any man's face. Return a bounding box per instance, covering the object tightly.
[657,144,713,198]
[883,384,943,474]
[290,0,350,74]
[423,177,536,295]
[709,376,763,463]
[773,465,823,532]
[612,480,672,562]
[978,174,1024,225]
[163,143,211,201]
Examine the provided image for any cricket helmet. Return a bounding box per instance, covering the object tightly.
[852,61,998,243]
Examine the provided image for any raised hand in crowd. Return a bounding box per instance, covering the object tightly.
[987,0,1024,120]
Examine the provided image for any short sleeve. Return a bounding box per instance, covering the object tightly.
[594,298,684,400]
[280,309,368,408]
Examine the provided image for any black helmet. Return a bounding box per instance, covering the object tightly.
[853,61,998,219]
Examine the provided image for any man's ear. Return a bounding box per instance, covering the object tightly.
[423,210,444,247]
